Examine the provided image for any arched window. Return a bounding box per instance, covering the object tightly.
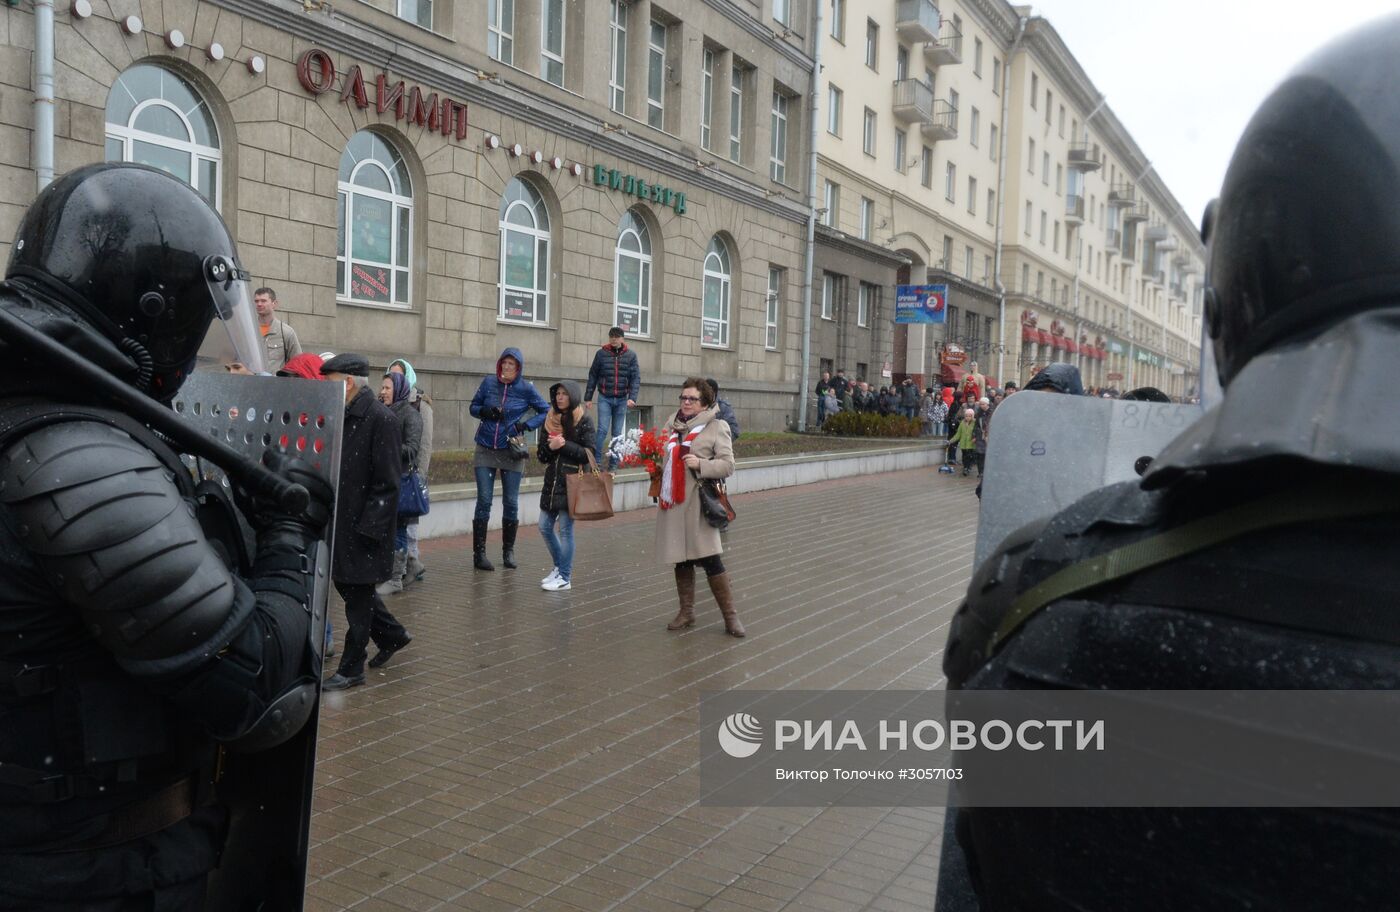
[614,210,652,336]
[337,131,413,307]
[701,236,732,348]
[499,178,551,324]
[105,64,220,207]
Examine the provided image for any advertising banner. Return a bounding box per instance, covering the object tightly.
[895,284,948,324]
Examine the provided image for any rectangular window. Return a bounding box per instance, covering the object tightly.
[896,45,910,81]
[1021,264,1029,291]
[821,272,835,320]
[974,37,983,76]
[969,107,979,148]
[1031,73,1038,108]
[823,180,838,227]
[766,267,782,349]
[1040,210,1047,244]
[701,49,714,150]
[1028,138,1035,173]
[1053,220,1060,253]
[1045,90,1052,123]
[858,282,873,327]
[488,0,513,65]
[827,85,842,135]
[967,176,976,215]
[983,254,992,283]
[949,88,959,130]
[647,21,666,129]
[859,197,874,240]
[862,107,877,156]
[1042,150,1050,184]
[830,0,845,41]
[942,235,953,268]
[894,128,907,172]
[921,145,933,187]
[986,189,995,225]
[865,19,878,69]
[730,66,744,162]
[541,0,565,86]
[989,123,998,160]
[965,245,974,279]
[398,0,431,29]
[1058,104,1066,138]
[773,0,791,27]
[608,0,627,113]
[1056,163,1063,195]
[947,305,959,338]
[992,57,1001,94]
[1024,201,1032,236]
[945,161,956,202]
[770,91,789,182]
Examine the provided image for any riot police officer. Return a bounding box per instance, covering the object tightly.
[938,15,1400,911]
[0,163,332,909]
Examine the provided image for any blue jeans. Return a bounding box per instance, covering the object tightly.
[474,465,522,522]
[538,508,575,581]
[394,523,407,550]
[594,396,629,466]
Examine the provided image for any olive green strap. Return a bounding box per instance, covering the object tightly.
[988,481,1400,655]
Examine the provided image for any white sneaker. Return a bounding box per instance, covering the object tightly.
[541,568,560,587]
[542,576,572,591]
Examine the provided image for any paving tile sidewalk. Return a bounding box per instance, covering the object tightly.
[310,466,984,910]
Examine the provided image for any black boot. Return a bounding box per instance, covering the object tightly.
[501,520,519,570]
[473,519,494,571]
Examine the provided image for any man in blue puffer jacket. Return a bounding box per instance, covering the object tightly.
[469,347,551,570]
[585,327,642,468]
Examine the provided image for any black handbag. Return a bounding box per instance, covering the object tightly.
[693,471,736,530]
[506,433,530,460]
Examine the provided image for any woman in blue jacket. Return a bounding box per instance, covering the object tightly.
[469,347,550,570]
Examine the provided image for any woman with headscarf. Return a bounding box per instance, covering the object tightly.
[468,348,551,570]
[376,370,423,596]
[388,358,433,587]
[536,380,595,591]
[658,378,743,637]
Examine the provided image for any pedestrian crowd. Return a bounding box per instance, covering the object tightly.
[261,326,744,692]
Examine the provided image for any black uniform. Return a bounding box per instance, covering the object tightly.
[935,16,1400,909]
[0,163,328,908]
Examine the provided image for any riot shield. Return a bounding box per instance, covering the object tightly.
[170,371,343,912]
[974,392,1204,571]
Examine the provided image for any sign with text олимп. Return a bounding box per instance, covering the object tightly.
[297,49,469,141]
[896,285,948,324]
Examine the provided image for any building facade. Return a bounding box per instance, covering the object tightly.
[811,0,1205,408]
[1,0,818,447]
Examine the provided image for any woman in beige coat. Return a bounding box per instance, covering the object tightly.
[657,377,743,636]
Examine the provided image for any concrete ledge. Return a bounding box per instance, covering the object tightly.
[417,442,945,539]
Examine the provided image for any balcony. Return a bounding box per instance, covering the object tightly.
[1150,270,1166,286]
[1065,194,1085,225]
[921,99,958,141]
[1144,221,1168,243]
[1156,235,1179,252]
[1173,254,1198,273]
[896,0,940,45]
[891,79,935,124]
[924,22,963,66]
[1067,142,1102,172]
[1123,201,1150,223]
[1108,182,1135,208]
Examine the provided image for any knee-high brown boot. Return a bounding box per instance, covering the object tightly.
[707,572,745,637]
[668,563,696,630]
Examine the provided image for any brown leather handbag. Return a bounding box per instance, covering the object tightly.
[565,450,615,520]
[692,470,736,529]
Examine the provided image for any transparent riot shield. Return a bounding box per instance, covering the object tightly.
[974,392,1204,571]
[170,371,343,912]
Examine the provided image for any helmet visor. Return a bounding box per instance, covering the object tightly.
[196,255,265,374]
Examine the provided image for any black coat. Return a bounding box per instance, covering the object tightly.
[538,383,596,514]
[333,386,402,584]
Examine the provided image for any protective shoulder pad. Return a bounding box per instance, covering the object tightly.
[0,420,242,672]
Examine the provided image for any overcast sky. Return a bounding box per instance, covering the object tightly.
[1033,1,1396,230]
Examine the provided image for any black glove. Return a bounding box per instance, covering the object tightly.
[513,421,526,436]
[481,406,504,421]
[235,450,335,536]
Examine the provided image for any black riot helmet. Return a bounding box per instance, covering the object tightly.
[7,162,265,399]
[1203,13,1400,386]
